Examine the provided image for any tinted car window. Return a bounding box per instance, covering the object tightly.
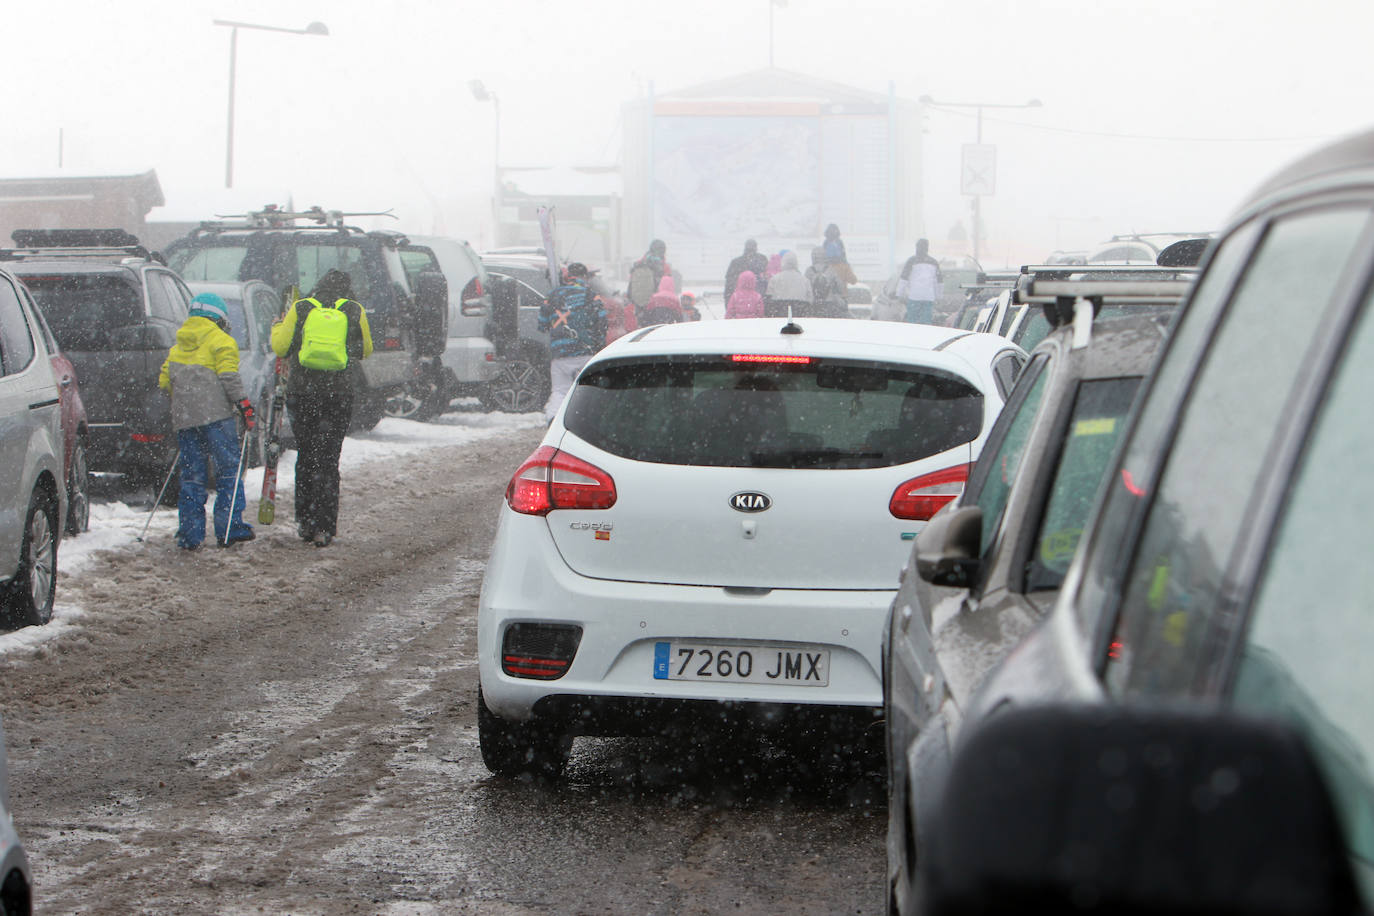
[1231,291,1374,884]
[21,274,142,351]
[223,295,250,349]
[0,277,35,375]
[145,271,179,321]
[564,357,983,469]
[1026,377,1141,591]
[1105,207,1371,697]
[252,288,279,344]
[965,356,1050,552]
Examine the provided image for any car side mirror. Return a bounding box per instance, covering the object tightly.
[413,270,448,358]
[915,504,982,588]
[919,704,1360,916]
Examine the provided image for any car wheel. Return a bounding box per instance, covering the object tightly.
[383,373,448,422]
[3,488,58,627]
[64,440,90,536]
[477,686,570,779]
[480,348,550,413]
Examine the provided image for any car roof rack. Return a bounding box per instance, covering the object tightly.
[191,204,398,233]
[0,228,153,262]
[1015,265,1197,349]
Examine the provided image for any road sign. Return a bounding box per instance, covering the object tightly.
[962,144,997,196]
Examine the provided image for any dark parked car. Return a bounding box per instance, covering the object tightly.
[479,253,558,413]
[163,206,448,430]
[883,308,1182,915]
[5,229,189,487]
[898,127,1374,913]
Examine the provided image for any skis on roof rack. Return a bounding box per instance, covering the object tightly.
[203,204,398,230]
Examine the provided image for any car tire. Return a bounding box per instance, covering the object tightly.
[480,346,550,414]
[477,686,570,779]
[64,440,90,536]
[3,488,58,627]
[383,371,449,423]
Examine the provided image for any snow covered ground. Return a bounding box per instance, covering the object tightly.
[0,407,544,657]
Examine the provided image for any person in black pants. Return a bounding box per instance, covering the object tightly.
[268,269,373,547]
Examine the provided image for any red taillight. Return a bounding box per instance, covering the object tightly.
[381,337,404,350]
[889,463,971,520]
[130,433,165,443]
[506,445,617,516]
[729,353,812,364]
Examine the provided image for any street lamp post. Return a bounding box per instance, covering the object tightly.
[919,95,1041,266]
[469,80,502,247]
[214,18,329,189]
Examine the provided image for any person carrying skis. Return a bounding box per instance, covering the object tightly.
[269,269,373,547]
[158,292,256,550]
[897,238,943,324]
[539,262,607,423]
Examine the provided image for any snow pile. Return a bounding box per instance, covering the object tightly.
[1,409,543,655]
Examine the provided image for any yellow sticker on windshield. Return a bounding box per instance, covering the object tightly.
[1074,417,1117,437]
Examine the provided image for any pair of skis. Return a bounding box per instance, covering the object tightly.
[258,287,298,525]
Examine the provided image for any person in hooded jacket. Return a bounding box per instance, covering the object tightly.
[724,239,769,301]
[806,246,849,318]
[763,250,813,317]
[897,238,943,324]
[539,262,607,423]
[822,224,858,285]
[725,270,766,319]
[642,273,684,325]
[158,292,256,550]
[269,269,373,547]
[627,239,668,311]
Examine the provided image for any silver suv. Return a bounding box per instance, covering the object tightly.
[0,263,65,627]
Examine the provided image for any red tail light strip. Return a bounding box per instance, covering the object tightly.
[730,353,812,364]
[502,655,570,678]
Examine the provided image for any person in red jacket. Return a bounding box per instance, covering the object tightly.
[642,274,683,325]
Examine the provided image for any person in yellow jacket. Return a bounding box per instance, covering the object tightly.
[269,269,372,547]
[158,292,255,550]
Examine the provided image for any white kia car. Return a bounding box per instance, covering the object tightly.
[476,317,1025,776]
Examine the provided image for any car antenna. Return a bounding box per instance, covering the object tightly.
[780,302,803,335]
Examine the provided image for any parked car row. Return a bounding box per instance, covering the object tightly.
[882,128,1374,912]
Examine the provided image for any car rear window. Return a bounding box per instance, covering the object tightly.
[563,356,984,469]
[169,244,248,282]
[20,274,142,351]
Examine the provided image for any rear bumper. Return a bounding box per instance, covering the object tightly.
[441,336,498,385]
[478,512,893,727]
[87,423,175,476]
[357,349,413,392]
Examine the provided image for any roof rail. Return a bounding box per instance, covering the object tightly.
[0,228,152,262]
[1014,265,1198,348]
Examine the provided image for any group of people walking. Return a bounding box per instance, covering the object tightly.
[158,269,373,552]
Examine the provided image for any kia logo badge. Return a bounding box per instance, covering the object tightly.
[729,491,772,513]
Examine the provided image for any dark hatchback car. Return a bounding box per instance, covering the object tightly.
[164,206,447,429]
[883,308,1180,916]
[900,128,1374,912]
[5,230,189,486]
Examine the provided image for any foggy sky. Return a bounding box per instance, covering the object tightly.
[2,0,1369,265]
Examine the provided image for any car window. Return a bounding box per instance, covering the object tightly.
[997,302,1020,336]
[563,357,983,470]
[1071,221,1262,639]
[20,274,143,351]
[1104,207,1371,697]
[964,354,1050,553]
[0,276,35,376]
[1025,377,1141,592]
[295,242,371,300]
[1230,290,1374,887]
[145,271,182,321]
[169,244,249,283]
[1230,288,1374,887]
[252,288,280,345]
[223,295,250,349]
[991,352,1021,399]
[400,247,441,289]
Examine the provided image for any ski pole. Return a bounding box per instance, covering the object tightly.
[221,430,251,548]
[136,448,181,543]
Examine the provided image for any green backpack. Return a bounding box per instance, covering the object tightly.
[296,297,350,371]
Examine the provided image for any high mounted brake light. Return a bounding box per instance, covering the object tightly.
[729,354,812,364]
